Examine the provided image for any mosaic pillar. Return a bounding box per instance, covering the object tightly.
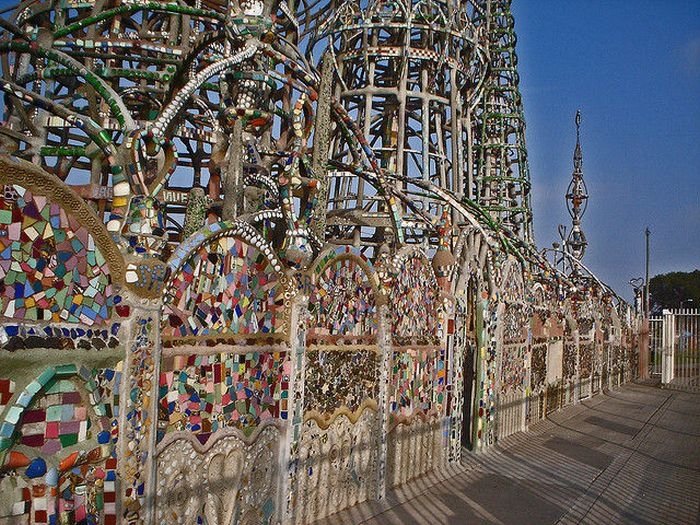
[284,297,309,524]
[310,54,334,239]
[574,329,581,404]
[475,293,498,450]
[437,298,453,457]
[118,302,161,525]
[374,303,391,500]
[222,119,244,220]
[182,187,209,239]
[448,299,466,462]
[492,302,505,444]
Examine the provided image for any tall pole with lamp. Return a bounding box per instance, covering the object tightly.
[641,227,651,378]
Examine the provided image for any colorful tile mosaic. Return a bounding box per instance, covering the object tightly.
[390,253,440,345]
[477,295,499,447]
[16,378,104,453]
[530,342,548,391]
[563,341,577,380]
[121,316,155,523]
[158,351,290,442]
[0,455,119,525]
[1,323,122,351]
[389,348,446,417]
[500,344,528,393]
[304,349,378,414]
[121,195,167,256]
[0,378,15,414]
[163,235,285,339]
[579,341,594,377]
[577,317,595,338]
[0,364,120,524]
[0,184,114,325]
[503,303,529,343]
[0,365,114,453]
[308,254,377,339]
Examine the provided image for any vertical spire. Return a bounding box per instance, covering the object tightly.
[565,109,589,262]
[473,0,534,244]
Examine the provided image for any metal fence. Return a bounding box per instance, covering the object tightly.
[655,309,700,388]
[649,316,663,376]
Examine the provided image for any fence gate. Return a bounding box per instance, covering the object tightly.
[653,309,700,388]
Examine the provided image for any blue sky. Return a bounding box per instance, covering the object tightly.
[512,1,700,299]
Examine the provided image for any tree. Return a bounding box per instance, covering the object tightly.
[649,270,700,313]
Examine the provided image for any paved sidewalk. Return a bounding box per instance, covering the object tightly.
[318,384,700,525]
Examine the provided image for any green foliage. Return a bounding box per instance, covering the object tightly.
[649,270,700,313]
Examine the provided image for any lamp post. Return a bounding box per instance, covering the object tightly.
[645,227,651,318]
[629,277,644,316]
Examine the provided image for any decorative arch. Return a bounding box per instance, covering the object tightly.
[0,156,124,325]
[0,367,119,524]
[498,256,526,305]
[390,246,441,345]
[162,221,290,342]
[307,246,381,340]
[0,366,112,454]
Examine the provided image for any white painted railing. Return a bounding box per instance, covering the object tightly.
[659,309,700,388]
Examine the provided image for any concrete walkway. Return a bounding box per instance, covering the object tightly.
[318,384,700,525]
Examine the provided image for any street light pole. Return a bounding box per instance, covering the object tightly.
[645,227,650,317]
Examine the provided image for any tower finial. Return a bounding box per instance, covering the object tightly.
[565,109,589,265]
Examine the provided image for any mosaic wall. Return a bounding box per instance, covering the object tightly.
[0,185,114,325]
[386,344,447,488]
[156,424,281,525]
[303,348,378,416]
[158,351,290,442]
[500,344,528,393]
[448,299,470,461]
[386,417,444,489]
[503,303,529,344]
[308,251,377,340]
[0,0,644,519]
[476,294,499,448]
[498,302,529,439]
[563,341,577,380]
[295,409,378,524]
[163,236,285,341]
[389,348,446,418]
[390,253,440,345]
[579,341,594,378]
[0,366,120,525]
[530,341,548,392]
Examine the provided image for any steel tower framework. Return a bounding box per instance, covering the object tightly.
[472,0,533,243]
[306,0,489,250]
[0,0,538,268]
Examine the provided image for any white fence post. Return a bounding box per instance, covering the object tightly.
[661,309,675,384]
